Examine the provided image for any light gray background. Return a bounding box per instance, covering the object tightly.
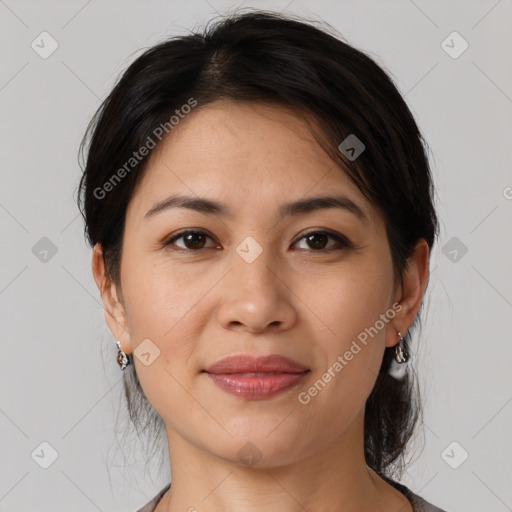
[1,1,511,511]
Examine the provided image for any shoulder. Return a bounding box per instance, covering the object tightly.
[390,480,448,512]
[136,483,171,512]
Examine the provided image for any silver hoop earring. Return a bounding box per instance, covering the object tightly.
[115,340,131,370]
[394,331,409,364]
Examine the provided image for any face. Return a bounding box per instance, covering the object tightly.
[96,101,414,468]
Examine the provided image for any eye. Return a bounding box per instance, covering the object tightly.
[293,230,353,251]
[163,230,219,251]
[163,229,352,252]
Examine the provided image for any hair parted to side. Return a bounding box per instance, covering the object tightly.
[77,9,439,481]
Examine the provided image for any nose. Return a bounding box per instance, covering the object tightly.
[216,245,297,334]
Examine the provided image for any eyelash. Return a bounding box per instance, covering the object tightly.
[162,229,353,253]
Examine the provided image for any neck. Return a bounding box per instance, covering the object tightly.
[156,411,411,512]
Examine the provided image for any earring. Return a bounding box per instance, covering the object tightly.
[394,331,409,364]
[115,340,131,370]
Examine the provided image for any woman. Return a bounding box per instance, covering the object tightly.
[77,10,446,512]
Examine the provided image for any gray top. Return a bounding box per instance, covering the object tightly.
[136,480,447,511]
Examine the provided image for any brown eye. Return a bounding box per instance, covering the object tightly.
[293,230,352,251]
[182,232,207,249]
[164,230,216,251]
[305,232,329,250]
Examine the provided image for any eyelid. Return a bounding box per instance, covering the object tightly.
[163,229,219,250]
[294,229,353,250]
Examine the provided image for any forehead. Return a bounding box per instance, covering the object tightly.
[127,101,376,225]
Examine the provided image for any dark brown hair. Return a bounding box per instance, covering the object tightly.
[77,9,438,480]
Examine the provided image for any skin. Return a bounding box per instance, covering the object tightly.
[92,100,429,512]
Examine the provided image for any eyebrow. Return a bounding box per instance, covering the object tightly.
[144,194,369,223]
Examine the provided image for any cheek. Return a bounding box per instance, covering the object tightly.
[312,254,394,346]
[302,255,393,406]
[119,253,207,402]
[120,250,206,340]
[116,247,231,445]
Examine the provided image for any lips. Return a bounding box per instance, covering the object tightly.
[204,354,309,374]
[203,354,310,399]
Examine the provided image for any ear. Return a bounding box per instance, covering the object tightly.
[91,243,132,354]
[386,238,430,348]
